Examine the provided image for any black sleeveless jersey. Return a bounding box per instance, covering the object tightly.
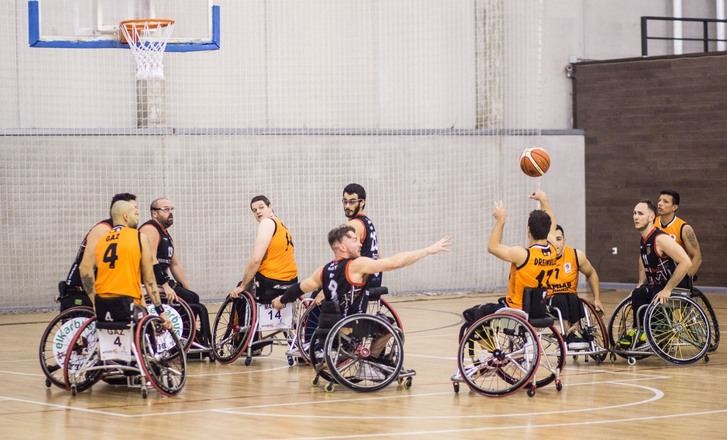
[353,214,382,288]
[640,228,676,287]
[321,258,368,315]
[142,220,174,272]
[65,218,113,289]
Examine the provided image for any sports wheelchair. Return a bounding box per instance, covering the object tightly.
[293,287,403,365]
[308,287,414,392]
[211,288,303,366]
[39,306,96,389]
[607,288,711,366]
[148,292,214,361]
[62,296,187,398]
[451,289,566,397]
[547,295,610,364]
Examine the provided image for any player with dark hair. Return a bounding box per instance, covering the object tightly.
[58,193,137,311]
[655,189,701,288]
[459,191,557,335]
[342,183,382,288]
[229,195,298,303]
[548,224,603,349]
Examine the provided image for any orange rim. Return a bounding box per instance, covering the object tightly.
[119,18,175,44]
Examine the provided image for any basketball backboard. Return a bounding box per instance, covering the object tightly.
[28,0,220,51]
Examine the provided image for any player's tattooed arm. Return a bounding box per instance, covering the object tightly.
[81,274,96,299]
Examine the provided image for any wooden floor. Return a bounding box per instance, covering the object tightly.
[2,289,726,439]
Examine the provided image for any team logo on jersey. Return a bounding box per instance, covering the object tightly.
[645,244,653,256]
[564,262,572,273]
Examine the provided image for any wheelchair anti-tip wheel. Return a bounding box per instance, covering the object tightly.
[211,292,257,364]
[457,312,541,397]
[322,313,404,392]
[645,295,710,365]
[136,314,187,396]
[38,306,94,389]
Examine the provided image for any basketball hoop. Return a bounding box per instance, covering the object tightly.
[119,19,175,80]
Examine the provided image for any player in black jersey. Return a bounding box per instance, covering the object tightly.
[271,225,449,313]
[58,192,136,311]
[342,183,382,288]
[619,200,692,346]
[140,197,211,345]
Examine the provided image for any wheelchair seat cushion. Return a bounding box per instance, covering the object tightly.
[95,295,135,329]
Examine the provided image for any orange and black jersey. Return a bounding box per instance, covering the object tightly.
[258,217,298,282]
[549,246,580,295]
[640,228,676,288]
[320,258,367,316]
[506,242,558,309]
[654,215,688,249]
[65,218,112,289]
[94,225,142,302]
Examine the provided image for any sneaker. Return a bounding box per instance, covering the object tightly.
[566,332,589,350]
[618,328,647,348]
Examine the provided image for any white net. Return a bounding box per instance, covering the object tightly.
[120,19,176,80]
[0,0,584,311]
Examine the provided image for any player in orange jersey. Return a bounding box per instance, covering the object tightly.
[79,199,171,329]
[229,195,299,302]
[655,189,701,288]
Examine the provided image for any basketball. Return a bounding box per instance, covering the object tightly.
[520,147,550,177]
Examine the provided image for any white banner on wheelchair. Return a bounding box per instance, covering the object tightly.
[146,305,184,338]
[98,329,133,362]
[258,303,293,330]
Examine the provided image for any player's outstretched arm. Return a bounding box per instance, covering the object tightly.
[529,190,558,238]
[487,202,528,266]
[352,237,450,275]
[577,249,603,311]
[272,266,324,310]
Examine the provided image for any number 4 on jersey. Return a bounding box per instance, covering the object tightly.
[102,243,119,268]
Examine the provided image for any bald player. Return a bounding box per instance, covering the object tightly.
[79,200,170,329]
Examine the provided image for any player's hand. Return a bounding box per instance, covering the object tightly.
[159,312,173,330]
[314,291,326,306]
[163,284,177,302]
[493,201,506,222]
[427,236,451,255]
[594,299,604,313]
[272,297,284,310]
[529,190,548,203]
[655,288,671,305]
[229,286,243,299]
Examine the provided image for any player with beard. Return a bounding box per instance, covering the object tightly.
[342,183,381,288]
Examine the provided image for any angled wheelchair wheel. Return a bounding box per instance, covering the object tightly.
[457,313,540,397]
[645,295,710,365]
[296,301,321,365]
[689,289,720,352]
[578,298,610,363]
[323,314,403,392]
[62,317,104,393]
[533,325,565,389]
[607,295,649,361]
[136,315,187,396]
[367,298,404,330]
[211,292,257,364]
[39,306,94,389]
[169,297,196,353]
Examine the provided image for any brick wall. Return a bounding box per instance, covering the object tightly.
[573,53,727,286]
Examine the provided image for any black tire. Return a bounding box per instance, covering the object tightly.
[579,298,610,363]
[645,295,710,365]
[690,289,720,352]
[296,301,321,365]
[136,314,187,396]
[39,306,94,389]
[62,317,104,393]
[211,293,257,364]
[168,297,196,353]
[323,314,404,392]
[457,312,540,397]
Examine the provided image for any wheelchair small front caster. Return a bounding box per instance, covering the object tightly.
[527,385,536,397]
[141,388,148,399]
[71,385,77,396]
[555,380,563,392]
[627,356,637,366]
[244,357,252,366]
[452,382,460,393]
[45,378,52,388]
[324,382,335,393]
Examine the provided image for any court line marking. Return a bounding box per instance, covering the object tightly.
[270,407,727,440]
[0,369,44,377]
[188,365,290,377]
[0,395,133,418]
[212,380,664,420]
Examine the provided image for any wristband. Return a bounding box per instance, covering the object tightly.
[155,304,165,315]
[280,283,304,304]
